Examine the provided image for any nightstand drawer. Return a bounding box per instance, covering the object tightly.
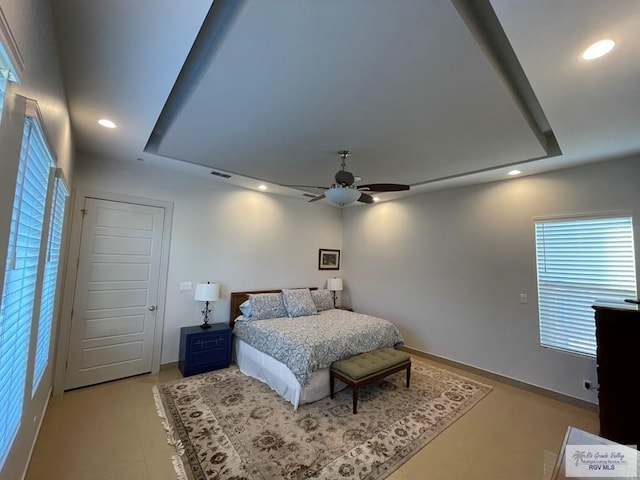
[189,334,227,351]
[188,346,228,368]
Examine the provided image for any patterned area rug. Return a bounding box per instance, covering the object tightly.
[154,358,492,480]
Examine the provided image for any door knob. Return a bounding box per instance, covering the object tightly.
[148,305,157,311]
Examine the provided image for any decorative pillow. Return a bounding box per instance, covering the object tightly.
[239,299,251,318]
[248,293,287,320]
[282,288,318,317]
[311,289,334,311]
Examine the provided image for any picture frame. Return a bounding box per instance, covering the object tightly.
[318,249,340,270]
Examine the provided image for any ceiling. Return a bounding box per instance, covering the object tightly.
[50,0,640,205]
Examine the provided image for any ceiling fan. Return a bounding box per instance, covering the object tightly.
[286,150,411,206]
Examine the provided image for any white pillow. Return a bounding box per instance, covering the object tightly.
[282,288,318,317]
[311,289,334,311]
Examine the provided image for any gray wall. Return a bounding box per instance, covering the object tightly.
[342,155,640,404]
[0,1,73,479]
[71,154,343,364]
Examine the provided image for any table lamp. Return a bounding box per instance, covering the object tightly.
[327,277,343,307]
[194,282,220,328]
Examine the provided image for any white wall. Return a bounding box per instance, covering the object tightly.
[0,1,73,479]
[342,155,640,404]
[71,154,343,363]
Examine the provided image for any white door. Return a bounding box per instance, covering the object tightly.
[65,198,165,390]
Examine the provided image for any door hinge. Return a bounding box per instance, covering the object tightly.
[81,209,88,216]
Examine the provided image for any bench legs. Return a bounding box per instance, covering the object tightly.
[353,388,359,414]
[330,371,335,399]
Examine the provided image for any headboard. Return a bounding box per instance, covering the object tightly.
[229,287,318,328]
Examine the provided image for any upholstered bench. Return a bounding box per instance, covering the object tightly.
[330,347,411,414]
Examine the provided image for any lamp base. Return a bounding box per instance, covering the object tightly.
[200,322,212,329]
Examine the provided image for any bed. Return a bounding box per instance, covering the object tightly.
[229,288,404,409]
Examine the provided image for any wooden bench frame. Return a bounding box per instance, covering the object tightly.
[330,358,411,414]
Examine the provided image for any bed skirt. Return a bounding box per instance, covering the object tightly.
[233,337,345,409]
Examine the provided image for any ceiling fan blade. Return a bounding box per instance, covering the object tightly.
[282,184,328,190]
[307,194,326,203]
[357,183,410,192]
[358,193,375,204]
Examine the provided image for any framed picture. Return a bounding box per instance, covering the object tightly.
[318,249,340,270]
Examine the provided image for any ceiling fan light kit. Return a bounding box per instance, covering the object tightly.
[325,186,361,206]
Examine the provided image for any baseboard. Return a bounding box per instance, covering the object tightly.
[160,361,178,371]
[403,346,599,413]
[21,387,52,480]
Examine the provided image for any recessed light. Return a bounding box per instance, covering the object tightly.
[373,196,380,202]
[508,170,521,176]
[581,39,616,60]
[98,119,117,129]
[258,184,268,191]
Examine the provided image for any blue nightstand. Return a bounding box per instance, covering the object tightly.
[178,324,231,377]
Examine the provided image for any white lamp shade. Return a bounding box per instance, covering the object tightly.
[194,283,220,301]
[327,278,343,291]
[325,187,360,206]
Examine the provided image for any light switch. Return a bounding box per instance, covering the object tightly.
[520,293,528,304]
[180,282,193,291]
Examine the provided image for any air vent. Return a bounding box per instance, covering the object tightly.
[302,193,317,198]
[211,171,231,179]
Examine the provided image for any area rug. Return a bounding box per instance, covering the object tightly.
[153,358,492,480]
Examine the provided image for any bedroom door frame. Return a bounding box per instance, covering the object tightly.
[53,189,173,395]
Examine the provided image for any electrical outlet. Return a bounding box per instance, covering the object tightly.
[582,379,593,390]
[519,293,528,304]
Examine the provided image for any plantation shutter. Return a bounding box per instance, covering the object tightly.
[0,63,8,118]
[0,116,53,467]
[32,171,68,392]
[0,39,20,123]
[534,216,637,357]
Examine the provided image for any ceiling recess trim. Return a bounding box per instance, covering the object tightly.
[145,0,248,154]
[451,0,561,158]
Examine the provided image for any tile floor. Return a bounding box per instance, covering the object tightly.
[25,357,598,480]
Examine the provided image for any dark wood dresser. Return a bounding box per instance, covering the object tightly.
[592,301,639,447]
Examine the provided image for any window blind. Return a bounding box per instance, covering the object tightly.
[0,117,52,467]
[535,216,637,357]
[32,172,68,393]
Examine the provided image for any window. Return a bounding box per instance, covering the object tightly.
[0,31,20,122]
[32,172,68,392]
[535,215,637,357]
[0,115,54,467]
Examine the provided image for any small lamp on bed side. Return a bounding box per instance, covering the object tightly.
[194,282,220,329]
[327,277,343,307]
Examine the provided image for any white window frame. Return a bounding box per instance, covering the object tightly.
[0,99,58,468]
[32,170,69,393]
[534,213,637,357]
[0,7,24,121]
